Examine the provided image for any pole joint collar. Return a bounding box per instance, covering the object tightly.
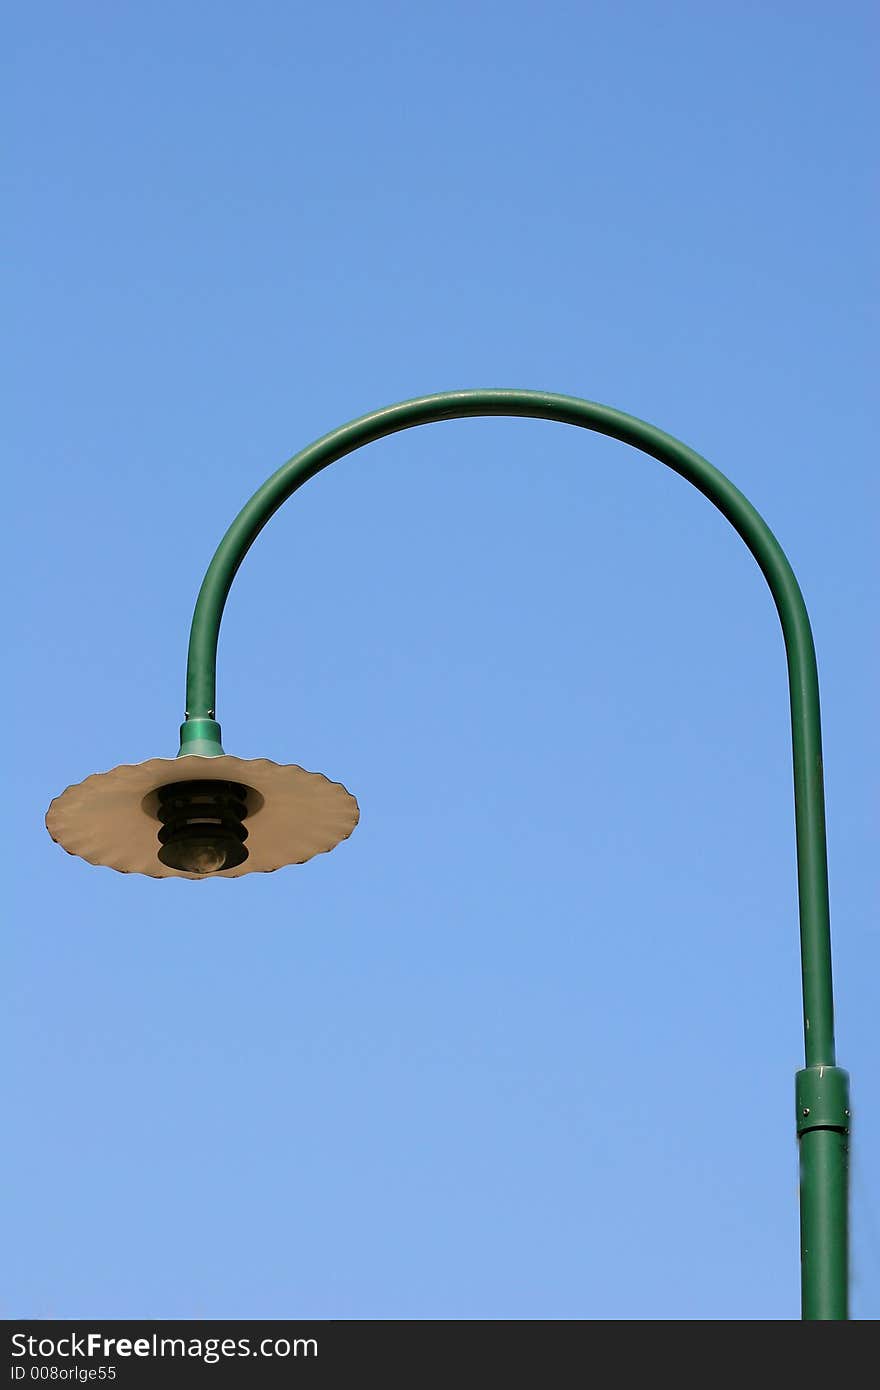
[796,1066,850,1136]
[177,718,225,759]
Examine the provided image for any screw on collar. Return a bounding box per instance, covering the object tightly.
[795,1067,850,1136]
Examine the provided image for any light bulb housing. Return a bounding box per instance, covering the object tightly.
[156,780,250,874]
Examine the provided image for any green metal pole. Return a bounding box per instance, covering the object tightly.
[180,389,849,1318]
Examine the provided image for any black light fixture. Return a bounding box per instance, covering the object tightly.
[156,780,250,874]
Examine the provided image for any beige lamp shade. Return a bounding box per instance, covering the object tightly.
[45,754,359,879]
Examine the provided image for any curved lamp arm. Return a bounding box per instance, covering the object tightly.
[180,388,849,1317]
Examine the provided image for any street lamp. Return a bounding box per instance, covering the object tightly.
[45,389,850,1320]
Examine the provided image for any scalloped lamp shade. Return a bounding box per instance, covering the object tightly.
[45,755,359,879]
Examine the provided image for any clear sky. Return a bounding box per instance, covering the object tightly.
[4,2,877,1320]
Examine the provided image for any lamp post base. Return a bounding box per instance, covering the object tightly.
[796,1066,850,1319]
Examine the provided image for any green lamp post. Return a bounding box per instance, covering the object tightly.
[45,389,850,1319]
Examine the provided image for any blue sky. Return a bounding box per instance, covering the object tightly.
[4,1,877,1319]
